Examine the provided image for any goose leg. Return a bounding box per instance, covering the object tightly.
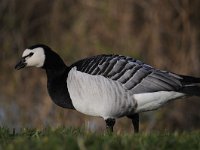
[105,118,116,133]
[127,113,139,133]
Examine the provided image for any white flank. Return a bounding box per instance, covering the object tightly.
[22,48,45,67]
[134,91,185,113]
[67,68,186,119]
[67,67,137,119]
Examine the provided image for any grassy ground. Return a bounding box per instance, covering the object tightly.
[0,127,199,150]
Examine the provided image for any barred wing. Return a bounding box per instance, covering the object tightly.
[70,54,183,94]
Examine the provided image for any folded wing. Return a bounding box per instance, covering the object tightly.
[71,54,183,94]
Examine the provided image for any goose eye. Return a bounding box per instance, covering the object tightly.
[29,52,34,56]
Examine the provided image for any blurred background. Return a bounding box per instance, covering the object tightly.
[0,0,200,133]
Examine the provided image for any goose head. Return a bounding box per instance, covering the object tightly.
[15,44,65,70]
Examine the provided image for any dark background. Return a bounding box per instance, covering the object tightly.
[0,0,200,133]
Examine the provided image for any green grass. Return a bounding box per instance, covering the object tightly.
[0,127,199,150]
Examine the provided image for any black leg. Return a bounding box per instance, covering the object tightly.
[105,118,116,133]
[127,113,139,133]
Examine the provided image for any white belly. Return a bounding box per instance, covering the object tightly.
[134,91,185,113]
[67,67,137,119]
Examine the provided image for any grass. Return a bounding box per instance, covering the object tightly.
[0,127,199,150]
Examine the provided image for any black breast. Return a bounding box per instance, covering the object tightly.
[46,68,74,109]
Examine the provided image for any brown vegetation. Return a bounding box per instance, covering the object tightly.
[0,0,200,132]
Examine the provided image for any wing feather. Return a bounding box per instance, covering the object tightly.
[71,54,183,94]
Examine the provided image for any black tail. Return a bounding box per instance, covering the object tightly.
[180,75,200,96]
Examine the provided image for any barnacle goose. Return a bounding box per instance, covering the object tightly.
[15,44,200,132]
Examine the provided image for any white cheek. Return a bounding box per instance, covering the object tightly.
[36,55,45,67]
[26,54,45,67]
[26,58,38,67]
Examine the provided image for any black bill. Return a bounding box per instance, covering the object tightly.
[15,58,27,70]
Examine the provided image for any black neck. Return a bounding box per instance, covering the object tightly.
[45,66,74,109]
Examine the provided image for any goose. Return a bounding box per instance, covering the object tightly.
[15,44,200,133]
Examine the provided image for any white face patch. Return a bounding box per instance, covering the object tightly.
[22,47,45,67]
